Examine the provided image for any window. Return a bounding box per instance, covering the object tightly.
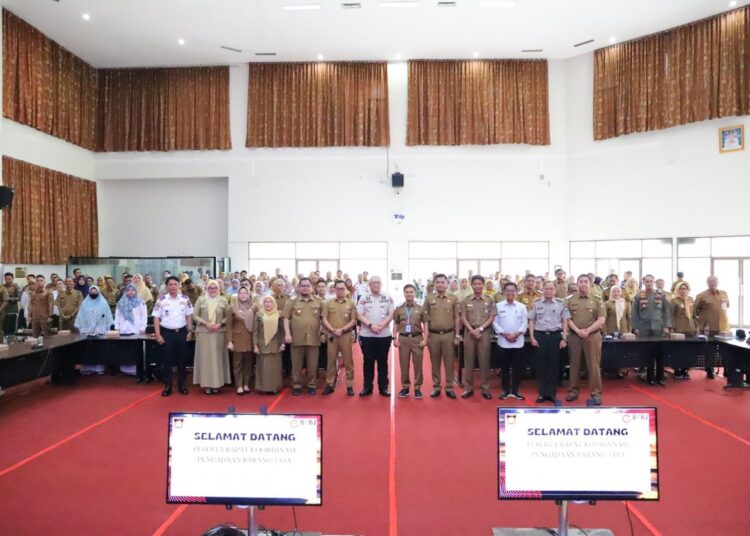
[249,242,294,259]
[571,239,673,282]
[296,242,339,259]
[457,242,501,258]
[409,242,456,259]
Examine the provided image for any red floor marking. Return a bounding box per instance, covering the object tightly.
[624,501,663,536]
[0,388,163,478]
[627,383,750,447]
[389,345,398,536]
[149,388,290,536]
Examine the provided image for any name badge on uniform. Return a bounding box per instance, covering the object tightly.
[380,310,387,319]
[721,302,728,310]
[405,324,412,334]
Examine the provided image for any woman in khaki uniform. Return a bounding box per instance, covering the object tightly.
[671,282,696,379]
[226,286,255,395]
[254,295,285,394]
[603,286,631,334]
[192,280,231,394]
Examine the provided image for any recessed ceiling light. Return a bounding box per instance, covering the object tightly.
[609,36,617,44]
[82,13,91,21]
[282,3,321,10]
[178,38,186,46]
[478,0,517,7]
[317,54,324,61]
[473,52,480,58]
[729,1,737,6]
[380,1,419,7]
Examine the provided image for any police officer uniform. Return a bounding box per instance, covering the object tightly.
[423,293,460,398]
[322,296,357,395]
[566,293,605,404]
[632,289,672,384]
[0,286,9,335]
[528,297,570,402]
[56,288,83,331]
[283,295,324,395]
[152,292,194,396]
[356,291,395,396]
[459,294,496,398]
[393,300,428,397]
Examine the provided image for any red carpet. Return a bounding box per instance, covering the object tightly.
[0,349,748,535]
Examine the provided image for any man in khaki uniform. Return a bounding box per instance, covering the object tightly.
[565,274,606,405]
[393,284,429,399]
[321,280,357,396]
[29,281,54,338]
[553,269,568,299]
[283,277,324,396]
[56,277,83,331]
[459,275,496,399]
[423,273,461,399]
[517,274,543,310]
[694,275,730,379]
[0,285,9,335]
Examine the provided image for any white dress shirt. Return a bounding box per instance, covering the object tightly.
[115,302,148,334]
[493,300,528,349]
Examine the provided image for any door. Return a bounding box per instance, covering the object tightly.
[712,259,740,327]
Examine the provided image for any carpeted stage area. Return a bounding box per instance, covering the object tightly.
[1,346,748,536]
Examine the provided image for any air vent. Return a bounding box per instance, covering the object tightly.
[574,39,594,48]
[254,52,278,56]
[341,1,362,8]
[437,1,457,6]
[522,49,543,53]
[221,46,243,53]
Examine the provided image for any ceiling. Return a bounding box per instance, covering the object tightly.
[4,0,747,68]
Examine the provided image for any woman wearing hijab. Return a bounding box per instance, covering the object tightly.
[253,295,285,394]
[671,282,696,379]
[75,275,90,297]
[604,286,631,335]
[132,274,154,311]
[253,280,268,303]
[457,278,472,301]
[114,283,148,377]
[227,286,255,395]
[448,278,460,297]
[483,279,496,298]
[75,285,114,374]
[193,280,231,394]
[228,279,241,297]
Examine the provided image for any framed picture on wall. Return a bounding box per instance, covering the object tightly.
[719,125,744,153]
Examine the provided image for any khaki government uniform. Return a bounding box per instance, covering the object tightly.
[283,295,324,389]
[226,305,255,389]
[566,294,605,398]
[322,298,356,388]
[423,293,459,393]
[0,286,9,333]
[671,297,696,336]
[55,289,83,331]
[603,300,632,334]
[29,288,53,337]
[393,301,428,391]
[553,279,568,300]
[694,289,730,333]
[517,289,543,310]
[460,294,496,393]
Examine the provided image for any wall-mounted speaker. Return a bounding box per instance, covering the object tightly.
[0,186,14,210]
[391,172,404,188]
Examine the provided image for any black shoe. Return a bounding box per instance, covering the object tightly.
[398,388,410,398]
[359,388,373,397]
[178,386,189,395]
[136,377,146,384]
[536,396,546,403]
[379,389,391,397]
[509,392,525,400]
[499,391,509,399]
[161,386,172,397]
[656,380,666,387]
[430,390,441,398]
[292,388,302,396]
[307,387,316,396]
[322,385,334,396]
[546,396,558,404]
[481,391,492,400]
[707,371,715,379]
[446,391,456,399]
[346,387,355,396]
[414,389,423,399]
[461,391,474,399]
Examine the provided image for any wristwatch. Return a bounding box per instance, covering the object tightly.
[479,327,484,332]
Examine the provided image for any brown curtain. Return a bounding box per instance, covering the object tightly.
[594,6,750,140]
[406,60,550,146]
[97,66,231,151]
[2,157,98,264]
[247,62,389,147]
[2,9,98,150]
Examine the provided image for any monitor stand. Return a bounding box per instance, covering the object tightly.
[239,506,321,536]
[493,500,614,536]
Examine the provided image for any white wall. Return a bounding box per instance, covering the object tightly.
[97,177,228,257]
[565,52,749,240]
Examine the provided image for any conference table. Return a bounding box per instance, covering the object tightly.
[1,331,749,390]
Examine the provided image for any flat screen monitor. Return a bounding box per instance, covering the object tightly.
[167,413,322,506]
[498,407,659,501]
